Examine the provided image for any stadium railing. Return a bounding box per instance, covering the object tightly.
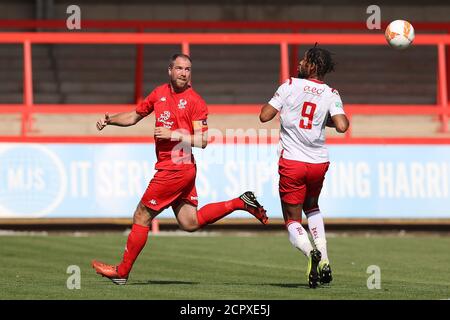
[0,20,449,144]
[2,20,449,91]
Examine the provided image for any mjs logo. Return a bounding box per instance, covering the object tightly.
[0,145,67,217]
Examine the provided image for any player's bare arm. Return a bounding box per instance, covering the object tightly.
[329,114,349,133]
[154,120,208,149]
[96,111,144,131]
[259,103,279,123]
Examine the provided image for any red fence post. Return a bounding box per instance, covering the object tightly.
[134,27,144,104]
[437,62,441,106]
[289,29,299,77]
[279,42,289,84]
[438,43,448,132]
[182,42,191,85]
[22,40,33,137]
[182,41,190,56]
[447,26,450,103]
[447,44,450,104]
[151,219,160,234]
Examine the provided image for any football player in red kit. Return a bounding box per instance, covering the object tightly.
[92,54,268,285]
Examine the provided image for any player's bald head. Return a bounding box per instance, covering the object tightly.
[169,53,192,69]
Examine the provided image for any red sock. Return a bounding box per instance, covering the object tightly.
[117,223,149,277]
[196,197,245,228]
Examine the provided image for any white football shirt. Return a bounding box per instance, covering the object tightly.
[268,78,345,163]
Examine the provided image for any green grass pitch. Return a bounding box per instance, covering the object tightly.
[1,232,449,300]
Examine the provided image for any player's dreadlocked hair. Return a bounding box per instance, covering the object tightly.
[305,43,335,77]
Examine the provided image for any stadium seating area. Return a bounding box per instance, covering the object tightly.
[0,42,437,105]
[0,0,448,137]
[1,41,446,137]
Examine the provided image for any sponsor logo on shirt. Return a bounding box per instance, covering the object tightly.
[160,96,166,101]
[157,111,174,128]
[335,102,343,109]
[149,199,157,205]
[178,99,187,109]
[190,196,198,201]
[303,86,324,95]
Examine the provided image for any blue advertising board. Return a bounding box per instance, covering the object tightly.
[0,143,448,218]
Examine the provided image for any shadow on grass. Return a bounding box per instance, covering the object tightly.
[265,283,311,289]
[129,280,328,289]
[223,282,311,289]
[128,280,200,286]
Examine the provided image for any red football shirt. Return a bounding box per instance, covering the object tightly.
[136,84,208,170]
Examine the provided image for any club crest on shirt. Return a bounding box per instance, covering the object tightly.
[157,111,174,128]
[178,99,187,109]
[160,96,166,102]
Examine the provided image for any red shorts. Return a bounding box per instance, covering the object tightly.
[141,165,198,212]
[278,157,329,205]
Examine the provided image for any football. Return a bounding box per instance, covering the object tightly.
[385,20,415,50]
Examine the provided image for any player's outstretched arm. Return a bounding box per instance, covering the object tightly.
[96,111,144,130]
[259,104,279,123]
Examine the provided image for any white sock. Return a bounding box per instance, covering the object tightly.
[287,221,314,257]
[306,210,329,262]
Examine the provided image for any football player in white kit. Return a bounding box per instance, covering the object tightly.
[260,45,349,288]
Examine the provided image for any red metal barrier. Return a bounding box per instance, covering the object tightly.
[438,43,449,132]
[2,19,449,103]
[0,31,449,144]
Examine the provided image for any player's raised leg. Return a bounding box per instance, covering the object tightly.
[239,191,269,225]
[173,191,268,232]
[92,202,159,285]
[281,201,321,288]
